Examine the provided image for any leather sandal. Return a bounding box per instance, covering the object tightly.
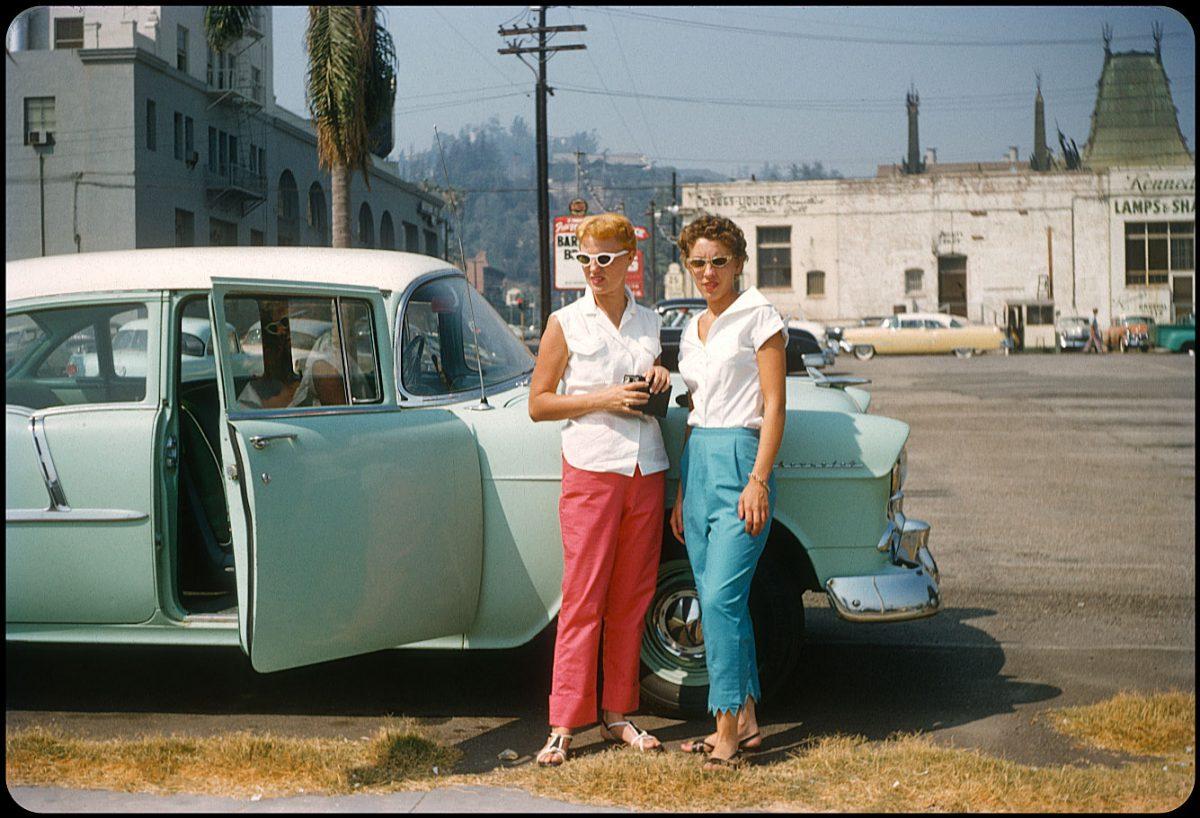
[600,719,662,752]
[536,732,572,767]
[681,731,762,754]
[702,751,744,771]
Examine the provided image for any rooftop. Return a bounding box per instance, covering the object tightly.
[1083,49,1193,168]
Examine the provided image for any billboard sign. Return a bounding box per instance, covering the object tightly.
[554,215,645,298]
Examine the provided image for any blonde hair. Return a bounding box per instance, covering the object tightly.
[576,212,637,254]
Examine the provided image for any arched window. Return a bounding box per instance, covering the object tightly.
[276,170,299,246]
[380,211,395,250]
[905,267,924,293]
[358,202,375,248]
[307,182,327,246]
[806,270,825,297]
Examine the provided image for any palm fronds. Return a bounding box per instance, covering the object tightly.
[203,6,253,53]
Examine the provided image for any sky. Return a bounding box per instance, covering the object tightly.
[272,6,1195,180]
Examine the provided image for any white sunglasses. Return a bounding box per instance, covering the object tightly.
[575,249,629,267]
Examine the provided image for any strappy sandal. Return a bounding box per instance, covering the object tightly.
[681,731,762,754]
[702,751,744,771]
[536,732,572,767]
[600,719,663,753]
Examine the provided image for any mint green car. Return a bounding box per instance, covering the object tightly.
[5,248,939,715]
[1154,314,1195,354]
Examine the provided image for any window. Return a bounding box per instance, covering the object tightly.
[899,317,924,329]
[248,143,258,173]
[400,277,534,397]
[358,203,375,248]
[404,221,419,252]
[757,227,791,288]
[251,66,262,101]
[173,112,183,160]
[1027,305,1055,325]
[424,229,438,257]
[209,217,237,246]
[146,99,157,151]
[176,25,189,72]
[207,126,217,171]
[308,183,328,246]
[53,16,84,49]
[221,295,382,409]
[905,267,924,293]
[229,135,239,170]
[1126,221,1193,286]
[250,229,264,246]
[175,209,195,247]
[380,212,395,250]
[257,147,266,178]
[184,117,194,160]
[23,97,55,144]
[218,130,227,174]
[806,270,825,297]
[206,46,214,86]
[7,304,149,409]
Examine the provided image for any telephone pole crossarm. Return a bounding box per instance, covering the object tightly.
[498,24,586,35]
[498,44,586,54]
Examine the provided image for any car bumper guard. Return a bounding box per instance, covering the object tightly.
[824,517,940,622]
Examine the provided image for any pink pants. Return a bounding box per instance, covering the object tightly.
[550,459,666,728]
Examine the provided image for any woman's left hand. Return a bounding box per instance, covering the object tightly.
[738,478,770,537]
[644,364,671,394]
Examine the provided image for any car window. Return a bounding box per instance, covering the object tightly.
[899,318,923,329]
[948,318,966,328]
[400,276,535,397]
[881,316,899,329]
[221,294,382,410]
[6,303,148,410]
[922,319,944,329]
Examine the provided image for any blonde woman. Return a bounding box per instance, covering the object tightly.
[670,214,787,770]
[527,212,671,766]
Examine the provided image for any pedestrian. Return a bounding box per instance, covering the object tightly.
[670,214,787,770]
[1083,307,1104,353]
[527,212,672,767]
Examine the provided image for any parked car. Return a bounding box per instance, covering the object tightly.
[6,248,939,715]
[840,312,1008,360]
[1054,315,1092,352]
[67,316,240,380]
[1104,314,1155,353]
[1154,313,1195,354]
[655,297,833,373]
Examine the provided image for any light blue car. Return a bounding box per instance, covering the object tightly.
[5,248,939,715]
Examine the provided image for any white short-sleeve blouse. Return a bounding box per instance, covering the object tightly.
[553,287,670,476]
[677,287,787,430]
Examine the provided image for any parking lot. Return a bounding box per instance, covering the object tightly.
[7,350,1195,771]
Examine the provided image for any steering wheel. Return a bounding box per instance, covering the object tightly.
[401,335,425,385]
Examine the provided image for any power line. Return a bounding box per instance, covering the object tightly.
[570,6,1191,48]
[603,8,662,161]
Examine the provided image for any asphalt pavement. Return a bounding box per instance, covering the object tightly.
[6,351,1195,811]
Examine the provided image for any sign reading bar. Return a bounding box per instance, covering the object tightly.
[554,215,646,297]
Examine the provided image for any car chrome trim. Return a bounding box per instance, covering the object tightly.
[249,433,298,449]
[226,405,402,422]
[824,547,941,622]
[30,416,70,511]
[6,405,34,418]
[6,508,149,523]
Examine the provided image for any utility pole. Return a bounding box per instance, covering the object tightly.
[499,9,586,334]
[574,149,584,199]
[646,199,657,305]
[670,170,678,263]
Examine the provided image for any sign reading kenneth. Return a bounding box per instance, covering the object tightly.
[1112,171,1195,216]
[554,216,648,297]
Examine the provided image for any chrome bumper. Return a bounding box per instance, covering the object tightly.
[824,517,941,622]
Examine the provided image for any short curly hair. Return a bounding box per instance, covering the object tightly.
[677,214,747,261]
[576,212,637,254]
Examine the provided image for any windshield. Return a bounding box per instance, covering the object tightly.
[1060,317,1088,327]
[400,275,535,397]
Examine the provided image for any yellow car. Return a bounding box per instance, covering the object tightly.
[842,313,1008,360]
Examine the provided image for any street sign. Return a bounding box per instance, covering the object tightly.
[554,215,646,297]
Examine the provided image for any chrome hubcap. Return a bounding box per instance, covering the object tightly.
[653,590,705,659]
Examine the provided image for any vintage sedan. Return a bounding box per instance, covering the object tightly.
[656,297,833,374]
[1104,315,1155,353]
[1154,313,1195,354]
[1054,315,1092,352]
[6,248,939,715]
[841,312,1008,360]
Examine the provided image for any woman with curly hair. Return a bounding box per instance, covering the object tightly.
[670,214,787,770]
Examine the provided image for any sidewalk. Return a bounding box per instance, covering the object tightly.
[9,784,631,813]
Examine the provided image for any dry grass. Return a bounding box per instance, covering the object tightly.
[1041,689,1195,757]
[6,691,1195,811]
[5,720,460,798]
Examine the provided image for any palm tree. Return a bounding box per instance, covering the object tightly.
[203,6,253,53]
[305,6,397,247]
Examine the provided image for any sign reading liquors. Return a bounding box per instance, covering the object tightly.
[692,189,826,216]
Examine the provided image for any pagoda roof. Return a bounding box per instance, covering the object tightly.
[1082,49,1193,168]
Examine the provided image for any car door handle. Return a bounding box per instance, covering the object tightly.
[249,433,297,450]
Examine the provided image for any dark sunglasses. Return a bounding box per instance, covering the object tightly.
[685,256,732,271]
[263,317,291,336]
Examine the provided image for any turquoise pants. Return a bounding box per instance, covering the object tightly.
[680,427,776,717]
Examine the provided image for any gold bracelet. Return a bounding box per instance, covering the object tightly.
[748,472,768,489]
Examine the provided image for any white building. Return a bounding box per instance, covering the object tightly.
[675,38,1195,344]
[6,6,448,261]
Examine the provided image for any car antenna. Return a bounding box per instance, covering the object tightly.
[435,125,492,412]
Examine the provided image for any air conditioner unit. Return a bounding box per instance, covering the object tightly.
[28,131,53,146]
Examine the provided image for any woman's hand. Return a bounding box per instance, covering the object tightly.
[643,364,671,394]
[670,485,686,543]
[738,476,770,537]
[591,381,649,416]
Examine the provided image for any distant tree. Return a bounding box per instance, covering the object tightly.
[789,161,842,180]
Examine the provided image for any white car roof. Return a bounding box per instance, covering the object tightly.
[5,247,458,303]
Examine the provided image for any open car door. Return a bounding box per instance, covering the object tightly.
[209,277,483,672]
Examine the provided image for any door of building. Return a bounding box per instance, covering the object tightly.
[1172,275,1194,321]
[938,255,968,317]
